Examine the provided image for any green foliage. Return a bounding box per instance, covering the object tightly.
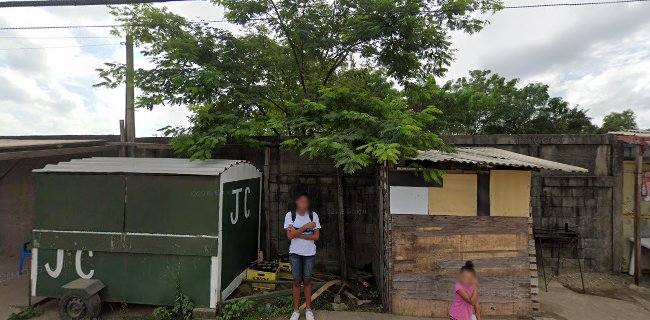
[409,70,598,134]
[220,299,256,320]
[8,307,42,320]
[369,289,380,301]
[136,283,194,320]
[600,109,638,133]
[219,297,295,320]
[98,1,503,174]
[171,287,194,320]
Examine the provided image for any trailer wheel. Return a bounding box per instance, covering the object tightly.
[58,293,101,319]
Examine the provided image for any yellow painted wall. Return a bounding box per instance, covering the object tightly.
[489,170,531,217]
[622,161,650,215]
[428,173,477,216]
[620,161,650,270]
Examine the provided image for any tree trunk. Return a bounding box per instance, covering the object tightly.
[337,169,348,280]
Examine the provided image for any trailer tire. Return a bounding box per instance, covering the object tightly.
[58,293,101,320]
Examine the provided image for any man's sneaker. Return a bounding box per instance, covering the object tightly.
[290,311,300,320]
[306,309,315,320]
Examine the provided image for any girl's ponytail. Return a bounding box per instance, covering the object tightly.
[461,260,476,275]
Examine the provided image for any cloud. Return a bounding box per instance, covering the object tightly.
[446,1,650,128]
[0,2,219,136]
[1,1,650,135]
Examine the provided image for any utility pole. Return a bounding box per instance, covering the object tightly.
[125,33,136,156]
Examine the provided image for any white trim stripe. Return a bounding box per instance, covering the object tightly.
[30,248,38,296]
[32,229,218,239]
[209,256,218,308]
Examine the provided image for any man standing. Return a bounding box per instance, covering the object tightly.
[284,192,321,320]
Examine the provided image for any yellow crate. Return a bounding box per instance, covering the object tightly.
[278,261,292,280]
[246,266,279,290]
[279,261,291,272]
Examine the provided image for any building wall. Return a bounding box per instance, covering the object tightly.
[445,134,622,272]
[621,161,650,271]
[385,169,534,318]
[210,145,378,275]
[0,138,377,276]
[2,134,624,276]
[390,215,532,318]
[0,150,118,256]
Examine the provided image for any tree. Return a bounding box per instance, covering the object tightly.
[408,70,597,134]
[600,109,638,133]
[97,1,502,277]
[98,1,501,169]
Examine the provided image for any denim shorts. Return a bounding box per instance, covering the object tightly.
[290,253,315,281]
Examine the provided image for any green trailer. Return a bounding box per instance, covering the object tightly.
[31,157,262,318]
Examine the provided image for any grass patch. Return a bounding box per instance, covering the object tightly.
[8,307,42,320]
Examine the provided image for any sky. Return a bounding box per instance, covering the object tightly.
[0,0,649,137]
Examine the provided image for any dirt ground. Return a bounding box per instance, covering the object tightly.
[539,271,650,320]
[2,254,650,319]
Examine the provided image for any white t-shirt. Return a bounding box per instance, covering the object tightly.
[283,211,321,256]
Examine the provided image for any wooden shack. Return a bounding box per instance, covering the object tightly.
[373,147,587,318]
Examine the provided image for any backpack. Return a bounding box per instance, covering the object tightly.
[291,210,313,223]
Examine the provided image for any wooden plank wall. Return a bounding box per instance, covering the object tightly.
[390,215,531,318]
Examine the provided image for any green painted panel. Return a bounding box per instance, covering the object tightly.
[33,231,218,256]
[220,177,261,293]
[34,174,125,232]
[125,175,220,236]
[35,249,212,307]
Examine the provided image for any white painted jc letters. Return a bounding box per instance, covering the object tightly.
[45,249,64,278]
[75,250,95,279]
[230,188,243,224]
[44,249,95,279]
[244,187,251,218]
[230,186,253,224]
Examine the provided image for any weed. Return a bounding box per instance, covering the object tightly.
[219,299,256,320]
[7,307,42,320]
[135,282,194,320]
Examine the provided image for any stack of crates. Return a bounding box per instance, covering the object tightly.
[278,254,292,280]
[246,261,280,290]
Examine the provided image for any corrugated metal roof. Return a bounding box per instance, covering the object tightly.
[411,147,588,172]
[33,157,246,176]
[610,130,650,137]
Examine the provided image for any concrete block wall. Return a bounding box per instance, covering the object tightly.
[264,147,377,274]
[1,134,622,275]
[212,144,378,275]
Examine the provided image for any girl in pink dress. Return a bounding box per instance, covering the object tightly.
[449,261,480,320]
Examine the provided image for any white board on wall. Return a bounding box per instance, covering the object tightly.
[389,186,428,215]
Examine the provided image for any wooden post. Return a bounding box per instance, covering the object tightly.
[634,144,644,285]
[119,120,126,157]
[125,33,136,157]
[337,169,348,280]
[263,146,271,258]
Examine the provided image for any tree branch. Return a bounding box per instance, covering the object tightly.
[270,0,307,95]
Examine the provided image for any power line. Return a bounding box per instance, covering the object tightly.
[0,43,121,50]
[0,24,123,31]
[502,0,650,9]
[0,0,649,31]
[0,0,197,8]
[0,36,115,39]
